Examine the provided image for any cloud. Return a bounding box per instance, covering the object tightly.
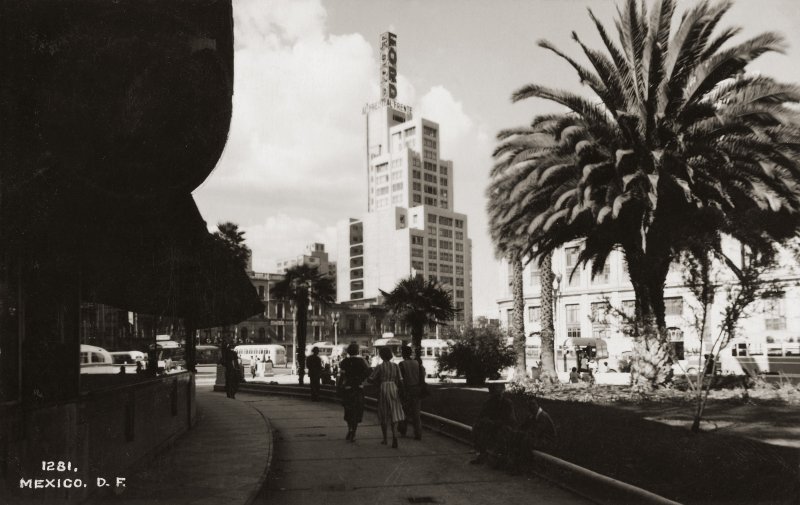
[194,0,500,316]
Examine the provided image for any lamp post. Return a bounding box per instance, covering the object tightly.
[553,273,562,371]
[291,304,297,376]
[333,311,340,347]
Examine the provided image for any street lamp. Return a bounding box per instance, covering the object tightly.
[553,273,562,371]
[333,311,340,347]
[290,304,297,376]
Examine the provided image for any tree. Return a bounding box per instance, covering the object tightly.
[509,251,526,380]
[380,275,456,358]
[492,0,800,387]
[488,121,571,384]
[213,222,250,271]
[271,265,335,384]
[438,326,517,386]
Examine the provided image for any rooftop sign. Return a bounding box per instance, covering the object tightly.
[380,31,397,100]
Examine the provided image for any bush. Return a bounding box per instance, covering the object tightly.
[438,326,516,386]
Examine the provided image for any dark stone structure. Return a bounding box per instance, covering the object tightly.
[0,0,262,500]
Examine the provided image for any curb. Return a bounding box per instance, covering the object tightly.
[224,382,682,505]
[242,399,274,505]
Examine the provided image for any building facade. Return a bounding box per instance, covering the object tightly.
[337,32,473,326]
[496,239,800,372]
[277,242,336,277]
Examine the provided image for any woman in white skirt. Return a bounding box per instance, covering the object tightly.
[368,346,405,448]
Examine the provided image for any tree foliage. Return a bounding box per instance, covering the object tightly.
[380,275,456,356]
[212,222,250,271]
[489,0,800,387]
[438,326,516,386]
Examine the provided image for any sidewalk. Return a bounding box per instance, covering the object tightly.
[247,393,593,505]
[86,386,272,505]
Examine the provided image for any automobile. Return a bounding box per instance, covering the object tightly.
[110,351,146,365]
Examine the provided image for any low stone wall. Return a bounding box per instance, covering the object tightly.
[0,372,195,503]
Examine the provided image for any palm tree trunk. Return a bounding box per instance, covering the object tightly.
[411,323,424,360]
[510,252,526,380]
[538,252,558,382]
[296,300,308,385]
[626,250,673,388]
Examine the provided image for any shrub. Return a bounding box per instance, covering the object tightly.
[438,326,516,386]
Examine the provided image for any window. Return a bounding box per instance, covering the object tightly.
[440,252,453,262]
[424,162,437,172]
[456,278,464,287]
[593,259,611,284]
[424,173,437,183]
[276,303,284,319]
[455,243,463,252]
[411,235,424,245]
[411,248,423,258]
[528,306,541,322]
[440,165,449,176]
[455,254,463,263]
[429,274,437,282]
[412,182,421,191]
[455,219,463,229]
[391,182,403,192]
[565,246,581,288]
[664,297,683,317]
[428,214,438,223]
[376,163,388,173]
[439,228,453,238]
[566,304,581,338]
[412,157,421,167]
[428,250,437,260]
[438,216,453,226]
[529,266,540,287]
[455,266,464,275]
[376,186,389,196]
[413,194,422,203]
[424,126,437,137]
[440,177,448,186]
[424,185,437,195]
[405,127,416,136]
[427,238,436,247]
[764,297,787,330]
[429,263,438,272]
[440,264,453,274]
[428,225,437,235]
[439,240,452,249]
[424,197,437,206]
[412,260,424,270]
[391,159,403,169]
[412,170,421,179]
[440,276,453,285]
[424,150,436,160]
[455,231,464,240]
[258,286,265,299]
[456,290,464,299]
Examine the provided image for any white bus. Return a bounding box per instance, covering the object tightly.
[304,342,342,366]
[419,339,451,378]
[720,336,800,376]
[235,344,287,367]
[371,337,404,367]
[80,344,115,374]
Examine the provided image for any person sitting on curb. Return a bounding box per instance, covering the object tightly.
[470,384,517,466]
[568,367,580,383]
[518,397,557,452]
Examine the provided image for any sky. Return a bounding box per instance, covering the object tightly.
[193,0,800,318]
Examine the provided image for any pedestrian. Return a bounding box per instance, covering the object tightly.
[470,384,517,466]
[368,346,404,448]
[135,361,144,375]
[306,347,323,401]
[251,355,259,379]
[569,367,580,383]
[397,345,424,440]
[338,343,370,442]
[220,343,240,399]
[118,365,126,375]
[518,397,557,452]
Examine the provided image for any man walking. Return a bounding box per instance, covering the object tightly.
[398,345,424,440]
[306,347,323,401]
[221,343,240,399]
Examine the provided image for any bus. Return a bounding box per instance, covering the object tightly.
[304,342,341,366]
[235,344,287,367]
[151,337,184,373]
[80,344,115,374]
[720,337,800,376]
[419,339,451,378]
[371,336,404,367]
[195,345,221,374]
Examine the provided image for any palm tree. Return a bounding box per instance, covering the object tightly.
[271,265,335,384]
[489,120,571,384]
[213,222,251,271]
[508,250,526,380]
[493,0,800,387]
[380,275,456,358]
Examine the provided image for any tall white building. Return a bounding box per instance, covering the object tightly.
[337,32,473,325]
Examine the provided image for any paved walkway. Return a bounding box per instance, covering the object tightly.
[86,386,272,505]
[249,394,592,505]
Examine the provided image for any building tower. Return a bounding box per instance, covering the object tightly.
[337,32,473,326]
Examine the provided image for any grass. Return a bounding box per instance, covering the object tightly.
[419,380,800,505]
